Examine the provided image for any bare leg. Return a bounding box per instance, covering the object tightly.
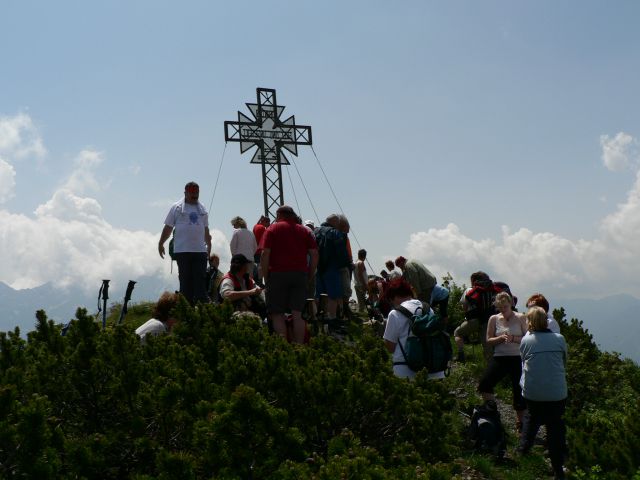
[291,311,305,344]
[327,298,338,318]
[270,313,287,339]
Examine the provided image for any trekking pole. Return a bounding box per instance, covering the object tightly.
[319,293,329,333]
[304,297,318,335]
[117,280,136,325]
[97,279,110,329]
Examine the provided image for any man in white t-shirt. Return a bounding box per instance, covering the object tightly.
[158,182,212,305]
[353,249,368,312]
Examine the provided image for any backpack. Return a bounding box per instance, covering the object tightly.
[469,400,506,457]
[393,305,452,374]
[465,281,514,324]
[314,225,348,273]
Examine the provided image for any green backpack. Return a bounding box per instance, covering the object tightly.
[393,305,452,374]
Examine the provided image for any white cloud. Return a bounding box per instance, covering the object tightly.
[0,158,16,203]
[0,113,46,202]
[403,133,640,299]
[1,192,229,292]
[0,112,46,160]
[405,169,640,299]
[0,122,229,294]
[62,149,104,194]
[406,224,596,298]
[35,189,104,223]
[600,132,637,172]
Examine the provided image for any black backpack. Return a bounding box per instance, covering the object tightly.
[393,305,452,375]
[469,400,506,457]
[465,281,515,324]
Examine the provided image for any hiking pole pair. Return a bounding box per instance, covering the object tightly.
[97,279,137,329]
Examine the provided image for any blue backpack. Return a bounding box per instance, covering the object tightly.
[393,305,452,374]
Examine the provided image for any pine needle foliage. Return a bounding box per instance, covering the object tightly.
[1,286,639,478]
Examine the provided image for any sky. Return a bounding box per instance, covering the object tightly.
[2,0,640,305]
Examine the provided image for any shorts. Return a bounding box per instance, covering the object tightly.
[266,271,308,314]
[454,318,480,338]
[340,267,352,298]
[316,268,342,299]
[479,355,526,410]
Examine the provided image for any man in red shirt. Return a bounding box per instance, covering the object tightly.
[260,205,318,344]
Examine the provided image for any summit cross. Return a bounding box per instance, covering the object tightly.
[224,88,312,220]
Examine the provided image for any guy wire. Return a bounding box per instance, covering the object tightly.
[285,163,302,220]
[208,142,228,214]
[290,155,321,226]
[310,145,377,275]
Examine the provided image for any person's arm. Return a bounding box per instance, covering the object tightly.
[382,311,400,354]
[486,316,508,346]
[512,314,528,344]
[251,232,258,256]
[223,286,262,301]
[384,339,396,353]
[158,224,173,258]
[260,248,271,283]
[205,227,212,256]
[308,248,319,280]
[356,262,366,286]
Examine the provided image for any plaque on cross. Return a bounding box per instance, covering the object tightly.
[224,88,312,220]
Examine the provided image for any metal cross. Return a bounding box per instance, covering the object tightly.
[224,88,312,220]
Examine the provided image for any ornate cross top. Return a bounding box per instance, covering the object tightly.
[224,88,312,220]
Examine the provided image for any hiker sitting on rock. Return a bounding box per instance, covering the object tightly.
[220,254,265,317]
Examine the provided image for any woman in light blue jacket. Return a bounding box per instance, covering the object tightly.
[519,306,568,480]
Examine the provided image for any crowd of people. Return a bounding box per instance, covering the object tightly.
[152,181,568,479]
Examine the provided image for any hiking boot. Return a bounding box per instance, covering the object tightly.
[515,421,523,434]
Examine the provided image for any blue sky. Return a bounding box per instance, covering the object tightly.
[2,1,640,303]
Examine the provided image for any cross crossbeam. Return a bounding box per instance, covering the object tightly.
[224,88,312,220]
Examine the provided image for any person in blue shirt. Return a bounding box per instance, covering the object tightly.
[519,306,568,480]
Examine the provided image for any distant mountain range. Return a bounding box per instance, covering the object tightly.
[1,281,638,364]
[0,277,173,334]
[555,294,640,364]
